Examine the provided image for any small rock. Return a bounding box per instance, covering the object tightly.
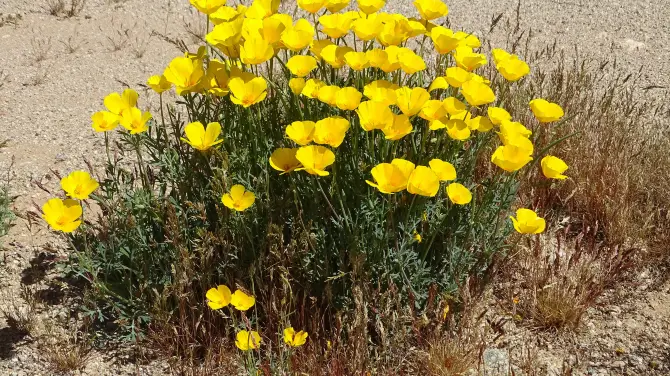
[483,348,510,375]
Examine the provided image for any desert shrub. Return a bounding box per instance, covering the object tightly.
[0,145,14,240]
[40,0,570,370]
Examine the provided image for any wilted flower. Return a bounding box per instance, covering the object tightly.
[181,122,224,151]
[295,145,336,176]
[61,171,99,200]
[206,285,232,310]
[487,106,512,125]
[221,184,256,212]
[429,159,456,181]
[147,75,172,94]
[91,111,119,132]
[120,108,152,134]
[286,121,315,145]
[335,87,362,110]
[235,330,261,351]
[414,0,448,20]
[461,80,495,106]
[407,166,440,197]
[163,57,205,95]
[541,155,568,180]
[396,87,430,116]
[231,289,256,310]
[510,208,546,234]
[284,327,309,347]
[382,114,413,140]
[529,98,564,123]
[356,101,394,131]
[229,76,267,107]
[446,183,472,205]
[287,55,318,77]
[366,159,416,194]
[269,148,301,173]
[104,89,138,116]
[42,198,82,233]
[314,116,350,147]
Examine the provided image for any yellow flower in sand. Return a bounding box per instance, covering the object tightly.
[91,111,119,132]
[146,75,172,94]
[120,107,152,134]
[104,89,138,116]
[181,122,224,151]
[42,198,82,233]
[163,57,205,95]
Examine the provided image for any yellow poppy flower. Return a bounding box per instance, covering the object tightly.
[430,26,460,54]
[453,46,487,72]
[91,111,119,132]
[498,121,532,145]
[120,107,152,134]
[206,285,232,310]
[163,57,205,95]
[344,51,370,71]
[352,16,383,41]
[317,85,340,106]
[319,13,354,39]
[181,122,224,151]
[366,48,388,68]
[310,39,334,59]
[413,231,422,243]
[398,49,426,74]
[321,45,353,69]
[407,166,440,197]
[231,289,256,310]
[284,327,309,347]
[428,76,449,92]
[335,87,362,110]
[235,330,261,351]
[446,183,472,205]
[487,106,512,125]
[446,118,471,140]
[104,89,138,116]
[419,100,448,122]
[314,116,350,147]
[289,77,306,95]
[286,55,318,77]
[206,17,244,48]
[189,0,226,14]
[541,155,568,180]
[414,0,448,20]
[466,116,493,132]
[281,19,315,51]
[245,0,279,19]
[297,0,325,13]
[209,5,245,25]
[491,48,512,65]
[285,120,316,145]
[395,87,430,116]
[366,159,416,194]
[363,80,398,106]
[301,78,325,98]
[358,0,385,14]
[529,99,564,123]
[491,145,533,172]
[147,75,172,94]
[262,14,291,45]
[61,171,99,200]
[444,66,471,88]
[378,18,411,47]
[42,198,82,233]
[325,0,350,12]
[379,45,402,73]
[496,55,530,81]
[510,208,546,234]
[453,31,481,48]
[382,114,414,140]
[221,185,256,212]
[269,148,301,173]
[295,145,336,176]
[240,34,274,65]
[229,76,267,107]
[429,159,456,181]
[356,101,394,131]
[461,80,496,106]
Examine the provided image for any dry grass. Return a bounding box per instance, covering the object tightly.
[30,35,52,64]
[499,225,635,330]
[101,21,132,52]
[60,32,86,54]
[45,0,86,18]
[41,321,92,373]
[0,286,39,335]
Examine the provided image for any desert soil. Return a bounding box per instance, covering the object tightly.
[0,0,668,375]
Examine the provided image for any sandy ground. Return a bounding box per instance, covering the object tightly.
[0,0,669,374]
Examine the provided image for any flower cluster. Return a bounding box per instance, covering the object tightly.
[42,171,99,233]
